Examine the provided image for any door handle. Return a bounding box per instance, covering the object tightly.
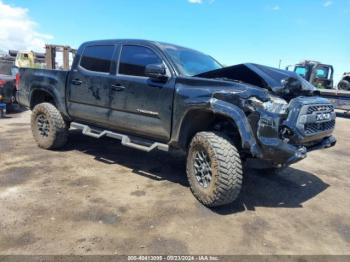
[111,84,125,92]
[71,79,82,85]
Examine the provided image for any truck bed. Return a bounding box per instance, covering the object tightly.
[16,68,69,113]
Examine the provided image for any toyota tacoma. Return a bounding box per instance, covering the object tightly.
[16,39,336,207]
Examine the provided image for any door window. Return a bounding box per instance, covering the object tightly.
[119,45,162,77]
[80,45,114,73]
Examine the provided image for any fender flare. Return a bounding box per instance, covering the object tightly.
[29,85,68,117]
[29,87,57,107]
[209,98,262,157]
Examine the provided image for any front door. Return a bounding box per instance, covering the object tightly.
[109,44,175,142]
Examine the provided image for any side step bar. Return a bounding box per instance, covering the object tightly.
[70,122,169,153]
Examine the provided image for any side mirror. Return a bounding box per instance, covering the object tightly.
[145,64,168,82]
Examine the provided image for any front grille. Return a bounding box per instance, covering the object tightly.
[304,120,335,135]
[307,104,334,114]
[301,103,335,136]
[283,97,336,143]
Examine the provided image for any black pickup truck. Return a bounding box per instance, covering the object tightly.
[17,39,336,207]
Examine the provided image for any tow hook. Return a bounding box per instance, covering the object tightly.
[282,146,307,167]
[296,146,307,159]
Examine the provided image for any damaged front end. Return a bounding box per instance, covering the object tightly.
[197,63,319,100]
[200,63,336,167]
[249,96,336,167]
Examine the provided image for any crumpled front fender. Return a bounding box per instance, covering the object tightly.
[209,98,262,158]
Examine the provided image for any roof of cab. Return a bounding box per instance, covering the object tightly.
[79,39,199,53]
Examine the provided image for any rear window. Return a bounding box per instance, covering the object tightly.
[80,45,114,73]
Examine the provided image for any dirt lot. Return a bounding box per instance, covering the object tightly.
[0,109,349,255]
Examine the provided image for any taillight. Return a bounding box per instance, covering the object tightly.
[0,80,6,88]
[15,73,20,90]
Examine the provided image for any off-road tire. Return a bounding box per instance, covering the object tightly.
[186,132,243,207]
[338,80,350,91]
[31,102,68,149]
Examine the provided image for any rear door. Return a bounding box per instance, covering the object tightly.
[67,45,116,126]
[108,44,175,142]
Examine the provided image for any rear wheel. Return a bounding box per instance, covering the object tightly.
[338,80,350,91]
[186,132,243,207]
[31,103,68,149]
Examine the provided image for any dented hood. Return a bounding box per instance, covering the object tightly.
[196,63,317,99]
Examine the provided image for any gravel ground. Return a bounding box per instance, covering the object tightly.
[0,109,349,255]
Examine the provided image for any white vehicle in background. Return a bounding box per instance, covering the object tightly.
[338,72,350,91]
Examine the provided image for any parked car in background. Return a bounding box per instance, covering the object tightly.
[286,60,334,89]
[338,72,350,91]
[0,57,18,108]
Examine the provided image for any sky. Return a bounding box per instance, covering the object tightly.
[0,0,349,81]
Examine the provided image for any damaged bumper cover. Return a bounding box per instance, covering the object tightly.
[256,133,336,167]
[252,96,336,167]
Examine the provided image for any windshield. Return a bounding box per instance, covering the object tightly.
[294,66,308,78]
[164,46,222,76]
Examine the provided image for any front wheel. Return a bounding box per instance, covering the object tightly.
[186,132,243,207]
[31,103,68,149]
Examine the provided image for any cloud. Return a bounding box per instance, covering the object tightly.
[272,5,281,11]
[323,1,333,7]
[188,0,215,4]
[0,1,53,52]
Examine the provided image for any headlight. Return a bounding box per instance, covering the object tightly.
[263,96,289,114]
[247,96,288,114]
